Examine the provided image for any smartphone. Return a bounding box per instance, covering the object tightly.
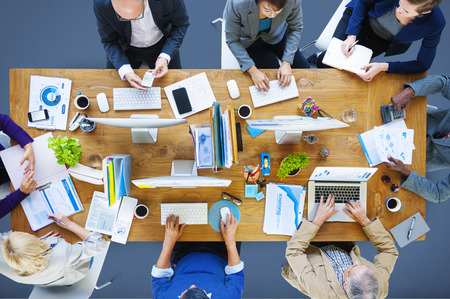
[172,87,192,115]
[28,109,49,122]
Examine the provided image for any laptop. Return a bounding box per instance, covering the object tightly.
[307,167,377,222]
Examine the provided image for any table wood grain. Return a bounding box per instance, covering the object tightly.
[9,69,426,243]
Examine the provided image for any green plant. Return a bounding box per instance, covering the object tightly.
[48,136,82,167]
[277,152,309,180]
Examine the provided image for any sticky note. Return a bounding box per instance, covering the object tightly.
[245,184,258,198]
[246,126,266,138]
[255,191,265,201]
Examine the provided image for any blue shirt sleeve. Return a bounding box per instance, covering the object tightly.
[224,270,245,298]
[151,276,172,299]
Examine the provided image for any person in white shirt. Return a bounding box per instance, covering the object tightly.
[94,0,189,89]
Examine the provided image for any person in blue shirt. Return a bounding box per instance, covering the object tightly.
[386,75,450,203]
[151,214,244,299]
[311,0,445,82]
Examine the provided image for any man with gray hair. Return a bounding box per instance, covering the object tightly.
[282,195,398,298]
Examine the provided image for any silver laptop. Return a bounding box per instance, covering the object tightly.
[307,167,377,222]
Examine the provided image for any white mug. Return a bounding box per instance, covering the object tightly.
[386,197,402,212]
[238,104,252,119]
[74,92,90,110]
[134,204,149,219]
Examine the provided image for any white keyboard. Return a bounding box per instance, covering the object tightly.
[113,87,161,110]
[160,203,208,225]
[249,75,299,108]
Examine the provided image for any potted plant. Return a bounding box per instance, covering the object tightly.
[48,136,82,167]
[277,152,309,180]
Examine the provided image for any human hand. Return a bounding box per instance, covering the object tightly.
[312,194,339,227]
[248,66,270,92]
[343,201,371,227]
[47,212,72,230]
[341,35,357,56]
[358,63,388,82]
[391,87,415,110]
[220,213,239,246]
[385,156,411,177]
[277,61,292,88]
[19,171,36,194]
[40,230,61,239]
[152,57,169,78]
[124,72,147,90]
[20,143,35,173]
[164,215,186,247]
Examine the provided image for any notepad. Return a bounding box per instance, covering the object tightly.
[390,212,430,248]
[322,37,373,75]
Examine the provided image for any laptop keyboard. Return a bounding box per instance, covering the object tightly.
[314,185,361,203]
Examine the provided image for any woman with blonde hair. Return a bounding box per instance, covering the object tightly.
[0,213,106,286]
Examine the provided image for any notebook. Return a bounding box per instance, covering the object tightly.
[390,212,430,248]
[322,37,373,75]
[307,167,377,222]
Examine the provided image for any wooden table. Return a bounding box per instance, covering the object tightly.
[9,69,426,242]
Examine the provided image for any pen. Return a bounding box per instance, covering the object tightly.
[48,216,66,226]
[348,39,359,51]
[407,216,416,240]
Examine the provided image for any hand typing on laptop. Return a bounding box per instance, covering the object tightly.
[311,195,339,227]
[343,201,372,227]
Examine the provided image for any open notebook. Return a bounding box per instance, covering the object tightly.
[322,37,373,75]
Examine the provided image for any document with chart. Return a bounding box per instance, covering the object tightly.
[0,132,83,231]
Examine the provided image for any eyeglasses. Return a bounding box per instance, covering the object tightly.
[381,174,399,192]
[115,1,145,21]
[221,192,242,206]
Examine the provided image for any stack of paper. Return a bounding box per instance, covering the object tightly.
[85,191,137,244]
[102,154,131,206]
[358,120,415,167]
[263,183,306,236]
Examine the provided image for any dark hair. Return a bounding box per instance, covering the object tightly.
[407,0,442,14]
[255,0,288,11]
[183,287,209,299]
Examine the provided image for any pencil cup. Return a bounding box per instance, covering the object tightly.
[134,204,149,219]
[386,197,402,212]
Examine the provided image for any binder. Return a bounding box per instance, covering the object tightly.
[102,154,131,206]
[189,103,239,170]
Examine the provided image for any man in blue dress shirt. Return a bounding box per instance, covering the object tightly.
[151,215,244,299]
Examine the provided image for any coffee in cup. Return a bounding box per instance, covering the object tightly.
[134,204,149,219]
[74,92,90,110]
[386,197,402,212]
[238,104,252,119]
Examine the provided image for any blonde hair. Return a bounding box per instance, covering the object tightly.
[1,232,53,275]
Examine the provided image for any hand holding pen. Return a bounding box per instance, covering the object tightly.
[48,213,70,227]
[341,36,358,57]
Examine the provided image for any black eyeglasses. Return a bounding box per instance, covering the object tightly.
[115,1,145,21]
[221,192,242,206]
[381,174,399,192]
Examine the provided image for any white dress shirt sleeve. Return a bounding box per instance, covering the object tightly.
[151,265,174,278]
[118,64,134,81]
[225,261,244,275]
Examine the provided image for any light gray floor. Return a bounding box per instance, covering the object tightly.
[0,0,449,298]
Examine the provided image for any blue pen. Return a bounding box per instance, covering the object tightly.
[244,166,253,172]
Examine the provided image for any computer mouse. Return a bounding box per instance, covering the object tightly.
[96,93,110,112]
[226,80,240,99]
[220,207,231,225]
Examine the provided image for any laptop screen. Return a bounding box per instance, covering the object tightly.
[309,167,377,182]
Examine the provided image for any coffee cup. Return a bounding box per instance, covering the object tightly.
[74,92,90,110]
[134,204,149,219]
[386,197,402,212]
[238,104,252,119]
